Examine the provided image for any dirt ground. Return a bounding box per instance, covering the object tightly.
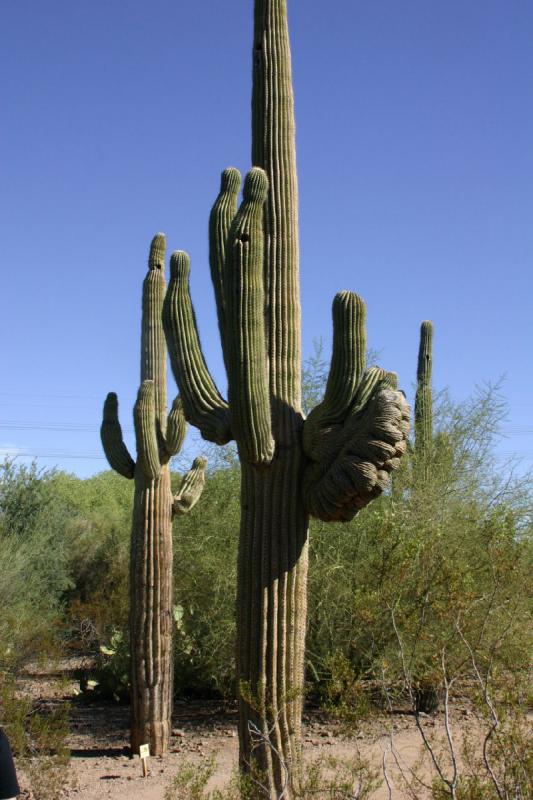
[14,671,480,799]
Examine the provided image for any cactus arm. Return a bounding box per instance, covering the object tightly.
[323,291,367,417]
[163,250,232,445]
[142,234,168,424]
[303,293,410,522]
[134,381,161,480]
[163,396,187,459]
[303,292,366,453]
[172,456,207,516]
[415,320,433,457]
[101,392,135,479]
[303,368,410,521]
[209,168,241,359]
[223,168,275,465]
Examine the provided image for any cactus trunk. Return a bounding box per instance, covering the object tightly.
[237,454,308,794]
[129,468,173,755]
[238,0,307,792]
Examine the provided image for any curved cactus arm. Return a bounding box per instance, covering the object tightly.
[134,381,161,480]
[209,168,241,359]
[223,168,275,465]
[172,456,207,516]
[163,251,232,445]
[415,320,433,457]
[162,396,187,459]
[303,367,410,522]
[101,392,135,479]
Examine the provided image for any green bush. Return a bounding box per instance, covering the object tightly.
[307,383,533,695]
[0,461,74,669]
[172,465,240,697]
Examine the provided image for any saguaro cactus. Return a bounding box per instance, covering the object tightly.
[101,234,206,757]
[163,2,410,795]
[415,320,434,464]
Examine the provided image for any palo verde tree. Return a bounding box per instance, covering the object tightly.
[101,234,206,757]
[163,2,410,796]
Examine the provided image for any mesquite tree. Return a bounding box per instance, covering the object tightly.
[163,1,410,795]
[101,234,206,756]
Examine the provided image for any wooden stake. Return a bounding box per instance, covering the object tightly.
[139,743,150,777]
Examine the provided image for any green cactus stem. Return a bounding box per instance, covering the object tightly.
[101,234,206,757]
[172,456,207,515]
[163,1,410,794]
[163,251,231,445]
[415,320,433,463]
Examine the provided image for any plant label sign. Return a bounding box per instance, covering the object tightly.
[139,743,150,777]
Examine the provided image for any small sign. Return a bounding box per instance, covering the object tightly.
[139,743,150,777]
[139,744,150,759]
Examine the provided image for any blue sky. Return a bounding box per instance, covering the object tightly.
[1,0,532,477]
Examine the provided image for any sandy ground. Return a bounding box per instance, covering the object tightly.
[14,672,480,799]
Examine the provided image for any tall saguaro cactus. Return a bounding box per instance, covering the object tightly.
[163,1,410,795]
[415,320,434,464]
[101,234,206,757]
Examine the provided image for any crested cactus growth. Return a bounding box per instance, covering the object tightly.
[163,1,410,795]
[101,234,206,757]
[415,320,434,464]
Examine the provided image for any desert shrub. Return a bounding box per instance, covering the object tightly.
[71,464,241,701]
[172,465,240,697]
[0,676,70,800]
[0,460,74,669]
[164,752,380,799]
[77,627,130,703]
[52,470,133,648]
[307,383,533,699]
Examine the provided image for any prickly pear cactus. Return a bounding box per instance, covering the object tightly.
[101,234,206,757]
[163,2,410,795]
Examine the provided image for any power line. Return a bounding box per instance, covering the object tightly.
[0,421,134,434]
[0,452,106,461]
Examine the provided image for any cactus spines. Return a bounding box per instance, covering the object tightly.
[415,320,433,461]
[101,233,206,757]
[164,1,409,794]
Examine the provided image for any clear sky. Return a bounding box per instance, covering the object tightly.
[1,0,532,477]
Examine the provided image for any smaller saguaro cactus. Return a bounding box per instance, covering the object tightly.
[414,320,433,464]
[101,233,206,757]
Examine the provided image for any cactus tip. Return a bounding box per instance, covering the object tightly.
[243,167,268,204]
[221,167,241,193]
[169,250,191,279]
[138,380,155,400]
[333,290,367,317]
[149,233,166,271]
